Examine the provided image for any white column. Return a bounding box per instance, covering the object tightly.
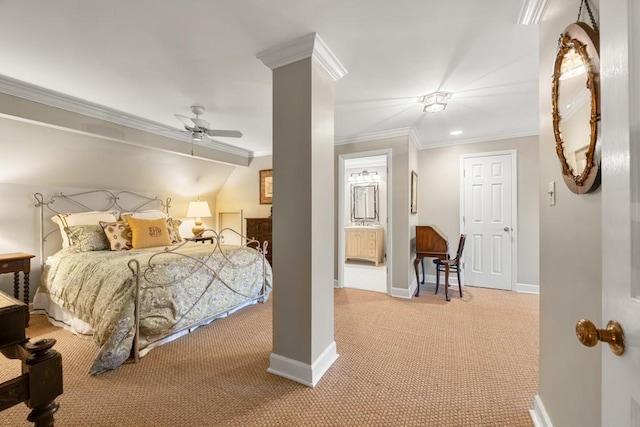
[257,33,347,387]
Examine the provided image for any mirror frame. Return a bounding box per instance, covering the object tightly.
[351,182,379,222]
[552,22,601,194]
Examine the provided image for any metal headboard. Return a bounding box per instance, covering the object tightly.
[34,190,172,265]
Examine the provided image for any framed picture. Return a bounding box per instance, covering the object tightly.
[410,170,418,214]
[260,169,273,205]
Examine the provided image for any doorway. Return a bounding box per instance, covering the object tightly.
[338,151,391,294]
[460,150,517,290]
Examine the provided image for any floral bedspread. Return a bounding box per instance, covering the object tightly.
[38,242,272,375]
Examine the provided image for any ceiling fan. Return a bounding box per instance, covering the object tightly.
[175,106,243,142]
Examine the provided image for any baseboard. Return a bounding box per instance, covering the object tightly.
[530,395,553,427]
[516,283,539,294]
[390,279,417,299]
[267,341,338,387]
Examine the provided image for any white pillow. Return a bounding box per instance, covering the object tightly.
[52,210,120,248]
[120,209,168,220]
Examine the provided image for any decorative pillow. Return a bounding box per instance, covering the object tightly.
[66,224,110,252]
[52,210,119,248]
[99,221,133,251]
[120,210,168,221]
[127,216,172,249]
[167,218,183,244]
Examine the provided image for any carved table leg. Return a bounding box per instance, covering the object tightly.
[23,273,30,325]
[23,273,30,305]
[14,272,20,299]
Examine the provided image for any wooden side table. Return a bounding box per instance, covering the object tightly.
[187,236,214,244]
[0,253,36,325]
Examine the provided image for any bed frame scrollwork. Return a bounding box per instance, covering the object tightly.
[34,190,270,366]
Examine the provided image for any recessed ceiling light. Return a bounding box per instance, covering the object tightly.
[450,130,463,136]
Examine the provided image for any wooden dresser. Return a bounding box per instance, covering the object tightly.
[345,227,384,266]
[246,218,272,265]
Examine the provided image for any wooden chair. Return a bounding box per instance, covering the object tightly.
[433,234,467,298]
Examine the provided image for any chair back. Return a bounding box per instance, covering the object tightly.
[453,234,467,262]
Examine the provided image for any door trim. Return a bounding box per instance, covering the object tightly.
[338,149,392,294]
[459,149,518,291]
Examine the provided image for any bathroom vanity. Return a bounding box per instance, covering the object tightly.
[345,225,384,266]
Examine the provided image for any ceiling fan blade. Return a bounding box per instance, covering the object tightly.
[175,114,195,128]
[206,129,243,138]
[191,117,210,129]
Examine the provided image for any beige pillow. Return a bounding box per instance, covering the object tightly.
[127,217,172,249]
[100,221,133,251]
[120,210,168,221]
[52,210,119,248]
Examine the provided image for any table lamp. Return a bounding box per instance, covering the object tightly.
[186,200,211,236]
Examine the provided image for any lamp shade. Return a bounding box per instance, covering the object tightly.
[186,201,211,218]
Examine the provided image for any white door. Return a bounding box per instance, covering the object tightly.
[462,152,514,290]
[600,1,640,425]
[218,210,243,246]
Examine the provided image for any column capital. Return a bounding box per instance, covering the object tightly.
[257,32,347,81]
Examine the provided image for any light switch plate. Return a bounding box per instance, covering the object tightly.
[548,181,556,206]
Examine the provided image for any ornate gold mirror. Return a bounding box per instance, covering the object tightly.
[552,20,600,194]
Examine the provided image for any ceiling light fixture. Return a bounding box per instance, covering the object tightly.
[450,130,463,136]
[422,92,449,113]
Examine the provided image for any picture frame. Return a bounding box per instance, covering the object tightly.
[259,169,273,205]
[410,170,418,214]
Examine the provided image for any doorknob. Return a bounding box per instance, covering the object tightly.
[503,227,510,232]
[575,319,625,356]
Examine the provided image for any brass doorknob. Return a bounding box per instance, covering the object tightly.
[575,319,625,356]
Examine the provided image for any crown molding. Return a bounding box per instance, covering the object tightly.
[517,0,549,25]
[421,129,539,150]
[408,127,423,151]
[257,33,347,81]
[0,74,252,158]
[335,127,417,146]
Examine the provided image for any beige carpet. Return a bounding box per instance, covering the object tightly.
[0,285,538,426]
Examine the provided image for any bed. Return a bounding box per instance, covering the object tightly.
[32,190,272,375]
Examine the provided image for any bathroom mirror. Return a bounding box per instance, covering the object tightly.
[552,22,600,194]
[351,183,378,222]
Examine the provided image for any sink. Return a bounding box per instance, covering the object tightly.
[345,224,382,230]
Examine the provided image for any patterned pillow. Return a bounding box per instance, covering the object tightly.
[99,221,133,251]
[66,224,110,251]
[167,218,182,244]
[127,216,172,249]
[52,210,119,248]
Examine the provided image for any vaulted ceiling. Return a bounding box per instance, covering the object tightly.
[0,0,539,158]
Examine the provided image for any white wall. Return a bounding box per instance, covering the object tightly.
[537,1,602,425]
[215,155,273,235]
[417,136,539,287]
[0,114,238,298]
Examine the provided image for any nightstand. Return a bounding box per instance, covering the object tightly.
[187,236,215,244]
[0,252,35,325]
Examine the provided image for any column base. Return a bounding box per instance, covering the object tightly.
[267,341,338,387]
